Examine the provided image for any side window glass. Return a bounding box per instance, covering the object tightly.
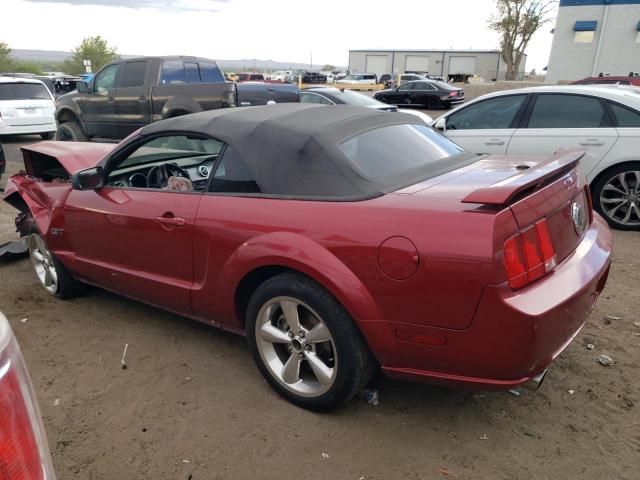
[300,93,332,105]
[398,83,414,91]
[94,64,118,95]
[209,146,261,194]
[609,102,640,127]
[447,95,527,130]
[119,61,147,88]
[527,94,607,128]
[199,62,225,83]
[184,62,201,83]
[160,60,186,85]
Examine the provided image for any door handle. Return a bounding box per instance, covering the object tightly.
[107,96,114,102]
[579,139,604,146]
[138,95,146,101]
[484,139,505,146]
[155,216,186,227]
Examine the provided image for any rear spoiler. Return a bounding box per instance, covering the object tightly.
[461,149,585,206]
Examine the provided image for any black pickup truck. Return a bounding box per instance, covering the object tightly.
[55,56,298,141]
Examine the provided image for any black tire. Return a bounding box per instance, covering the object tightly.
[591,162,640,231]
[28,233,87,299]
[427,96,442,109]
[56,121,89,142]
[40,132,55,140]
[246,272,377,411]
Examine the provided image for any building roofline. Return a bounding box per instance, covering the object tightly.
[348,49,526,57]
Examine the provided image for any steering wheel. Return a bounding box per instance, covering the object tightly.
[146,163,190,189]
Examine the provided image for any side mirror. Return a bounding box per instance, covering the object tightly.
[77,81,89,93]
[433,117,447,131]
[72,166,104,190]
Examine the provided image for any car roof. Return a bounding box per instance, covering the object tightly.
[141,103,449,199]
[469,84,640,108]
[0,75,48,85]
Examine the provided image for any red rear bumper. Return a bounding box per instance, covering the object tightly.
[374,214,612,389]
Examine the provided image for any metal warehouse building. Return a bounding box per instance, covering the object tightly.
[348,49,527,81]
[546,0,640,83]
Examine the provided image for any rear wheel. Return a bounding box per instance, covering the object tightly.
[40,132,55,140]
[592,163,640,231]
[427,96,442,109]
[246,272,376,411]
[28,234,86,299]
[56,121,88,142]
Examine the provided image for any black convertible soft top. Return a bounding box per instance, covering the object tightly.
[142,103,474,200]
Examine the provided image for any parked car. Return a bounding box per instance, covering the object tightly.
[4,104,611,411]
[336,73,377,86]
[379,74,425,88]
[300,87,432,122]
[0,140,5,183]
[431,85,640,230]
[374,80,464,109]
[268,70,292,82]
[572,75,640,86]
[0,76,56,139]
[236,81,299,106]
[0,311,57,479]
[55,56,237,141]
[294,70,327,84]
[236,73,266,82]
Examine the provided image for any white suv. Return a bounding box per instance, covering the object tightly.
[433,85,640,230]
[0,76,56,139]
[336,74,378,85]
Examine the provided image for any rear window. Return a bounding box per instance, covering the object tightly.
[333,89,381,107]
[609,102,640,127]
[199,62,224,83]
[0,83,51,101]
[338,124,465,180]
[160,60,185,85]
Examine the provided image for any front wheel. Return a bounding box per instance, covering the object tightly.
[56,121,88,142]
[246,272,376,411]
[40,132,55,140]
[28,234,87,298]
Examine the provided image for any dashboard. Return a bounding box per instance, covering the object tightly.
[106,155,217,191]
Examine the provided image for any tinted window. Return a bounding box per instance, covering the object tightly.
[184,62,200,83]
[609,102,640,127]
[160,60,185,85]
[398,83,416,91]
[94,64,118,95]
[447,95,526,130]
[0,83,50,100]
[339,124,465,180]
[300,92,333,105]
[119,61,147,88]
[415,82,436,91]
[210,146,261,193]
[199,62,225,83]
[527,94,607,128]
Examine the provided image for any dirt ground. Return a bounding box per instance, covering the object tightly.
[0,135,638,480]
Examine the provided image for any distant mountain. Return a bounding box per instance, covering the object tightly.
[10,49,344,72]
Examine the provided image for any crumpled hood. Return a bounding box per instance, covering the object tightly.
[21,141,117,176]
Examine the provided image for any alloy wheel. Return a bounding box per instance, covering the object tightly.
[599,171,640,227]
[28,235,58,294]
[255,296,337,397]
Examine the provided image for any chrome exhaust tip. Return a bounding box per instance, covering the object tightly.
[523,370,548,391]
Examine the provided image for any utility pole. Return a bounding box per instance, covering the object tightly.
[310,52,313,70]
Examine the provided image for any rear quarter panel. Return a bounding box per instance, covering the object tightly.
[151,83,236,121]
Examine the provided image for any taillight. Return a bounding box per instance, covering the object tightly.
[503,218,557,290]
[0,312,56,480]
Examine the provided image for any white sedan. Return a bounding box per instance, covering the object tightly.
[0,76,56,139]
[432,85,640,230]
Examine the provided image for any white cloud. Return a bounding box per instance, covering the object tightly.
[22,0,228,11]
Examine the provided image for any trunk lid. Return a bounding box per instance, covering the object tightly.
[401,149,590,265]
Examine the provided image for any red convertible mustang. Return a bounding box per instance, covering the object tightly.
[4,104,611,411]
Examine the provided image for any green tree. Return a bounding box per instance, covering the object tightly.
[321,64,336,72]
[0,42,13,72]
[489,1,555,81]
[63,36,119,75]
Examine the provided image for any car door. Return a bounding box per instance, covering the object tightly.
[412,81,437,105]
[76,63,120,138]
[508,93,619,176]
[62,133,222,313]
[111,59,152,138]
[392,83,415,104]
[440,94,529,155]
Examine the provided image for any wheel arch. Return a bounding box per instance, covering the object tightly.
[589,159,640,191]
[221,232,385,332]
